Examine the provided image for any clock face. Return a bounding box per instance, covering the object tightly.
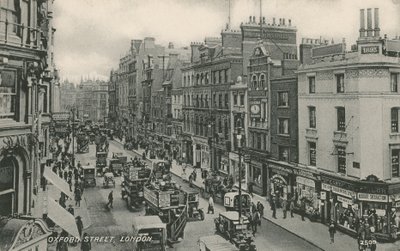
[250,104,260,114]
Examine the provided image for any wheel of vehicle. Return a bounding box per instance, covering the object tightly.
[198,209,205,221]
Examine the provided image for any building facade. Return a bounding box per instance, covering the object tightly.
[297,8,400,240]
[76,79,108,123]
[0,0,58,219]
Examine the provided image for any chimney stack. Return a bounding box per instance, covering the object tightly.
[282,18,286,25]
[288,19,291,26]
[359,9,365,37]
[374,8,380,37]
[279,18,282,25]
[367,8,373,37]
[263,17,266,24]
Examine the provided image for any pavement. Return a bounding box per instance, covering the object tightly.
[113,138,400,251]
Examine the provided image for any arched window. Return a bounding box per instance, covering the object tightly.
[259,74,266,88]
[205,73,209,85]
[196,74,200,85]
[201,73,204,85]
[200,94,204,108]
[251,74,258,88]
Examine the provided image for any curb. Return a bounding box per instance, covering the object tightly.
[80,196,93,230]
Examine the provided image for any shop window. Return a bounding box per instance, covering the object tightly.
[337,107,346,131]
[251,165,262,185]
[391,73,398,93]
[336,73,345,93]
[309,142,316,166]
[278,146,289,161]
[392,149,400,177]
[308,76,315,93]
[278,118,289,135]
[0,70,17,119]
[337,146,346,174]
[308,106,316,128]
[391,107,400,133]
[336,202,359,232]
[278,92,289,107]
[361,202,388,234]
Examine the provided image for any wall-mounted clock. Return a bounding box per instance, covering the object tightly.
[250,104,260,114]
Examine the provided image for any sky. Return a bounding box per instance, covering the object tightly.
[53,0,400,83]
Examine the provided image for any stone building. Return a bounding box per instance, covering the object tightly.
[182,34,243,173]
[0,0,58,222]
[297,8,400,240]
[59,80,76,111]
[76,79,108,123]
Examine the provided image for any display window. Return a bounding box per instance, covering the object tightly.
[392,201,400,234]
[361,202,388,234]
[295,177,318,214]
[335,197,360,232]
[250,165,262,186]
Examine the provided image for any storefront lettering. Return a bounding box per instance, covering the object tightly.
[293,169,316,179]
[269,163,292,174]
[322,183,356,198]
[321,176,356,191]
[357,193,388,202]
[337,196,353,207]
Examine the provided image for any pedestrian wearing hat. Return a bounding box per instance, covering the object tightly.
[329,221,336,244]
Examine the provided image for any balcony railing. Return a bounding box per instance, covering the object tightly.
[0,20,44,50]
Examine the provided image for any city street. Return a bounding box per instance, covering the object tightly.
[71,141,322,251]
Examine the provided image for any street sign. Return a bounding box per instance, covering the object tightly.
[243,154,251,163]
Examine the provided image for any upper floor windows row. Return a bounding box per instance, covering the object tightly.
[183,69,230,87]
[250,73,266,89]
[307,72,400,94]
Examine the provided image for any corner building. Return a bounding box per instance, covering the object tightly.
[297,8,400,240]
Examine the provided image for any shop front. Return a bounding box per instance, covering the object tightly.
[192,137,209,169]
[292,166,321,221]
[391,193,400,237]
[268,161,294,201]
[181,134,193,165]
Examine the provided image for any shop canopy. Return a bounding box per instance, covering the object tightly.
[43,166,74,198]
[48,198,80,239]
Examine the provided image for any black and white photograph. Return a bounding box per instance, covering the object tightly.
[0,0,399,250]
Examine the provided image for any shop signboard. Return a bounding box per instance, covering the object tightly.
[322,183,356,198]
[269,163,293,174]
[337,196,353,207]
[296,176,315,187]
[52,112,70,121]
[357,193,388,202]
[293,168,317,180]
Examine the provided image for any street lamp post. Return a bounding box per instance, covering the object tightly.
[236,125,243,220]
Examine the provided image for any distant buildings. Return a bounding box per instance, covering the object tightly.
[75,79,108,123]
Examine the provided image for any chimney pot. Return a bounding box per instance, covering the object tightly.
[374,8,380,37]
[288,19,291,26]
[283,18,286,25]
[367,8,373,37]
[263,17,266,24]
[359,9,365,37]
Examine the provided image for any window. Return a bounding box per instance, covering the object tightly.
[233,94,238,105]
[391,108,400,133]
[205,95,208,108]
[279,146,289,161]
[219,71,223,84]
[309,142,316,166]
[278,118,289,135]
[0,0,18,34]
[224,93,229,108]
[391,73,398,92]
[218,94,222,108]
[392,149,400,177]
[278,92,289,107]
[336,74,345,93]
[205,73,209,84]
[309,106,316,128]
[337,146,346,174]
[308,76,315,93]
[251,75,257,88]
[224,70,228,83]
[213,94,216,107]
[0,70,16,119]
[337,107,346,131]
[259,74,266,88]
[240,94,244,106]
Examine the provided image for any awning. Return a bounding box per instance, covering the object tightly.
[43,167,74,198]
[48,197,80,239]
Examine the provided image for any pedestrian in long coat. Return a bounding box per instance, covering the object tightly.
[289,199,295,218]
[257,201,264,219]
[67,205,75,215]
[270,197,277,219]
[76,216,83,237]
[282,198,288,219]
[208,196,214,214]
[81,233,91,251]
[329,221,336,244]
[75,187,82,207]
